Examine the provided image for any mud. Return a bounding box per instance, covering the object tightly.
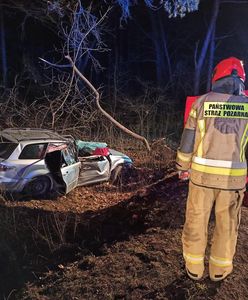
[1,151,248,300]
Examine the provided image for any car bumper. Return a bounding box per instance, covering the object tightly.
[0,178,29,192]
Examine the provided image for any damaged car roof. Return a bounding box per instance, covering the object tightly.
[0,128,68,143]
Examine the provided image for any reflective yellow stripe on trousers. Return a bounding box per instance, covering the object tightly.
[183,252,204,265]
[210,256,232,267]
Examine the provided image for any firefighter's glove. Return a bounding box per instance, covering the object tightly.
[178,170,190,181]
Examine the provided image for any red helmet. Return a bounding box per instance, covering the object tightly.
[212,57,245,83]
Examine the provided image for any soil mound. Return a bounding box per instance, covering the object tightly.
[1,151,248,300]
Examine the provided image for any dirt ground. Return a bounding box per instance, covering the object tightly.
[1,148,248,300]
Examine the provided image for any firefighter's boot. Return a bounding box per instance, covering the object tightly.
[185,261,204,280]
[209,262,233,282]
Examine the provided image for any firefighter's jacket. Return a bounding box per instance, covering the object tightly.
[176,91,248,190]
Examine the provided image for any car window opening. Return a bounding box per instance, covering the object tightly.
[19,143,48,160]
[45,150,66,194]
[0,143,18,159]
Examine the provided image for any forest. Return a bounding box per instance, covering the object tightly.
[1,0,248,299]
[0,0,247,143]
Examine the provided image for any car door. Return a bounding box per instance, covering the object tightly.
[61,144,81,193]
[77,155,110,186]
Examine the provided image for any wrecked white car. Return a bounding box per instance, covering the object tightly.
[0,128,132,199]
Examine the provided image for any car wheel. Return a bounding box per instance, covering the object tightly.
[25,176,52,198]
[110,165,123,185]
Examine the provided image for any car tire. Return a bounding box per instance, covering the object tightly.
[110,165,123,185]
[25,176,52,199]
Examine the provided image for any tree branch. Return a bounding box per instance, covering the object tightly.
[65,55,151,152]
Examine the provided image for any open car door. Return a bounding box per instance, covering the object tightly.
[45,142,81,194]
[61,144,81,193]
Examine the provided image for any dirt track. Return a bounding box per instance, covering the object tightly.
[1,157,248,299]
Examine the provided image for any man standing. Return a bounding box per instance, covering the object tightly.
[176,57,248,281]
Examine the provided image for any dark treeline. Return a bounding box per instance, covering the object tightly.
[0,0,247,140]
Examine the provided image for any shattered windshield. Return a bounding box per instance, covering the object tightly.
[0,143,18,159]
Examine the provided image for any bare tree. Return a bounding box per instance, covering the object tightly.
[116,0,199,19]
[206,23,216,92]
[38,1,151,151]
[0,9,7,87]
[193,0,220,95]
[66,55,151,151]
[194,0,248,94]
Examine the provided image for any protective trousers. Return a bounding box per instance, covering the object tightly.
[182,181,244,281]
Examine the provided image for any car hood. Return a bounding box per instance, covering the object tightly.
[109,149,132,164]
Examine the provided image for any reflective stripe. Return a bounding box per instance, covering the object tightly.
[197,119,205,157]
[193,156,247,169]
[191,162,247,176]
[240,123,248,162]
[189,108,197,118]
[210,256,232,267]
[177,152,191,162]
[183,252,204,265]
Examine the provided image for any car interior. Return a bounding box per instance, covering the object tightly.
[45,150,66,194]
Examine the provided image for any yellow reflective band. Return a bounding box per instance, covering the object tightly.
[240,123,248,162]
[177,152,191,162]
[185,260,203,265]
[183,253,204,265]
[184,252,204,258]
[197,119,205,158]
[189,108,197,118]
[209,262,232,267]
[204,102,248,119]
[210,256,232,267]
[193,156,247,168]
[191,162,247,176]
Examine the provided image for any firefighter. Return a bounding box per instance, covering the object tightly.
[176,57,248,281]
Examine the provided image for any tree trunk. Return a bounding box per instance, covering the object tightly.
[0,10,7,87]
[194,0,220,95]
[149,11,167,87]
[206,24,216,92]
[159,12,172,82]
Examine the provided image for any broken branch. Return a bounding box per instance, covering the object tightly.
[65,55,151,151]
